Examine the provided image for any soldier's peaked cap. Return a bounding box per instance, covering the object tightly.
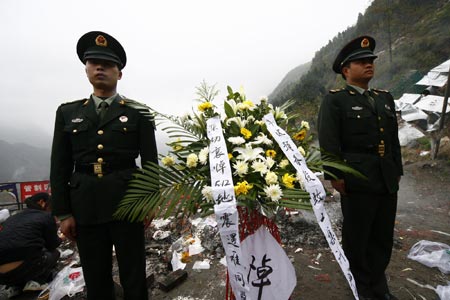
[77,31,127,69]
[332,35,377,73]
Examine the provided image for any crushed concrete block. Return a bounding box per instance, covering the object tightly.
[158,269,188,292]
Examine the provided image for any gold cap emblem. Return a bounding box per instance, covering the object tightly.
[95,35,108,47]
[361,38,370,48]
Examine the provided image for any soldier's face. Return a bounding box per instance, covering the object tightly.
[85,59,122,91]
[342,58,375,84]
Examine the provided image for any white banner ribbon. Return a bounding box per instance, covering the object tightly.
[207,117,250,300]
[263,113,359,300]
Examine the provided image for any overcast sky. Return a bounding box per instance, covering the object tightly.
[0,0,371,147]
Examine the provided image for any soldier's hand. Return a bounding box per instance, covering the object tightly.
[330,179,346,196]
[60,217,77,241]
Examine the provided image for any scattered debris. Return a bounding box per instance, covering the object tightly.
[401,268,413,272]
[314,273,330,282]
[430,230,450,237]
[158,269,188,292]
[152,230,171,240]
[192,260,211,271]
[59,249,74,259]
[219,256,227,266]
[307,265,322,271]
[406,278,436,291]
[407,240,450,274]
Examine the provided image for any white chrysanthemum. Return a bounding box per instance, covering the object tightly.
[228,136,246,145]
[161,155,175,167]
[186,153,198,168]
[246,115,255,123]
[265,171,278,185]
[265,156,275,169]
[254,120,265,126]
[279,159,290,169]
[226,117,247,128]
[233,160,249,177]
[199,147,209,165]
[298,146,306,157]
[264,184,283,203]
[301,121,310,131]
[251,133,273,146]
[296,172,305,190]
[201,186,214,202]
[260,96,268,102]
[237,100,255,111]
[251,160,268,175]
[234,144,264,162]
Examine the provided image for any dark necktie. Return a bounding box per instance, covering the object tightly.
[98,101,109,121]
[363,90,375,109]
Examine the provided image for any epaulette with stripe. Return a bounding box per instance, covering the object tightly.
[60,98,88,106]
[372,88,390,93]
[120,98,149,108]
[329,88,345,94]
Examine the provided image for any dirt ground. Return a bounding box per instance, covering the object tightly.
[9,158,450,300]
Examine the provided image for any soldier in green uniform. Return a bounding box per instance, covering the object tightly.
[317,36,403,300]
[50,31,157,300]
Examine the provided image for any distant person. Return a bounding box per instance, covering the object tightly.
[50,31,158,300]
[0,192,61,298]
[317,36,403,300]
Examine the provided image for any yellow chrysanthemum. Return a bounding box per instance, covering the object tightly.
[240,127,252,139]
[266,149,276,158]
[228,153,233,159]
[161,155,175,166]
[293,129,307,141]
[282,173,296,189]
[172,144,183,151]
[198,102,213,112]
[242,100,254,109]
[234,180,253,195]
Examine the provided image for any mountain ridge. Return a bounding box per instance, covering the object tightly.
[269,0,450,113]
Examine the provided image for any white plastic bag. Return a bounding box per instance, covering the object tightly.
[0,209,10,223]
[436,282,450,300]
[407,240,450,274]
[39,263,85,300]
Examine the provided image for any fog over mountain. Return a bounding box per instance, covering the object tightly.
[0,122,53,150]
[0,139,50,182]
[0,127,170,183]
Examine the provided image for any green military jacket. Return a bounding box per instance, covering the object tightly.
[317,85,403,194]
[50,95,158,225]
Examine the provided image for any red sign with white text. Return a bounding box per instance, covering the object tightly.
[19,180,51,202]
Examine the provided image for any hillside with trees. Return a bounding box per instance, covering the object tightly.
[269,0,450,129]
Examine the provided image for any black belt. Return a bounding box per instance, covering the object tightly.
[75,161,136,177]
[344,144,385,156]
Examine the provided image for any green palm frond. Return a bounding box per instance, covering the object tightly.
[280,189,312,210]
[114,161,207,222]
[315,149,366,180]
[160,111,206,144]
